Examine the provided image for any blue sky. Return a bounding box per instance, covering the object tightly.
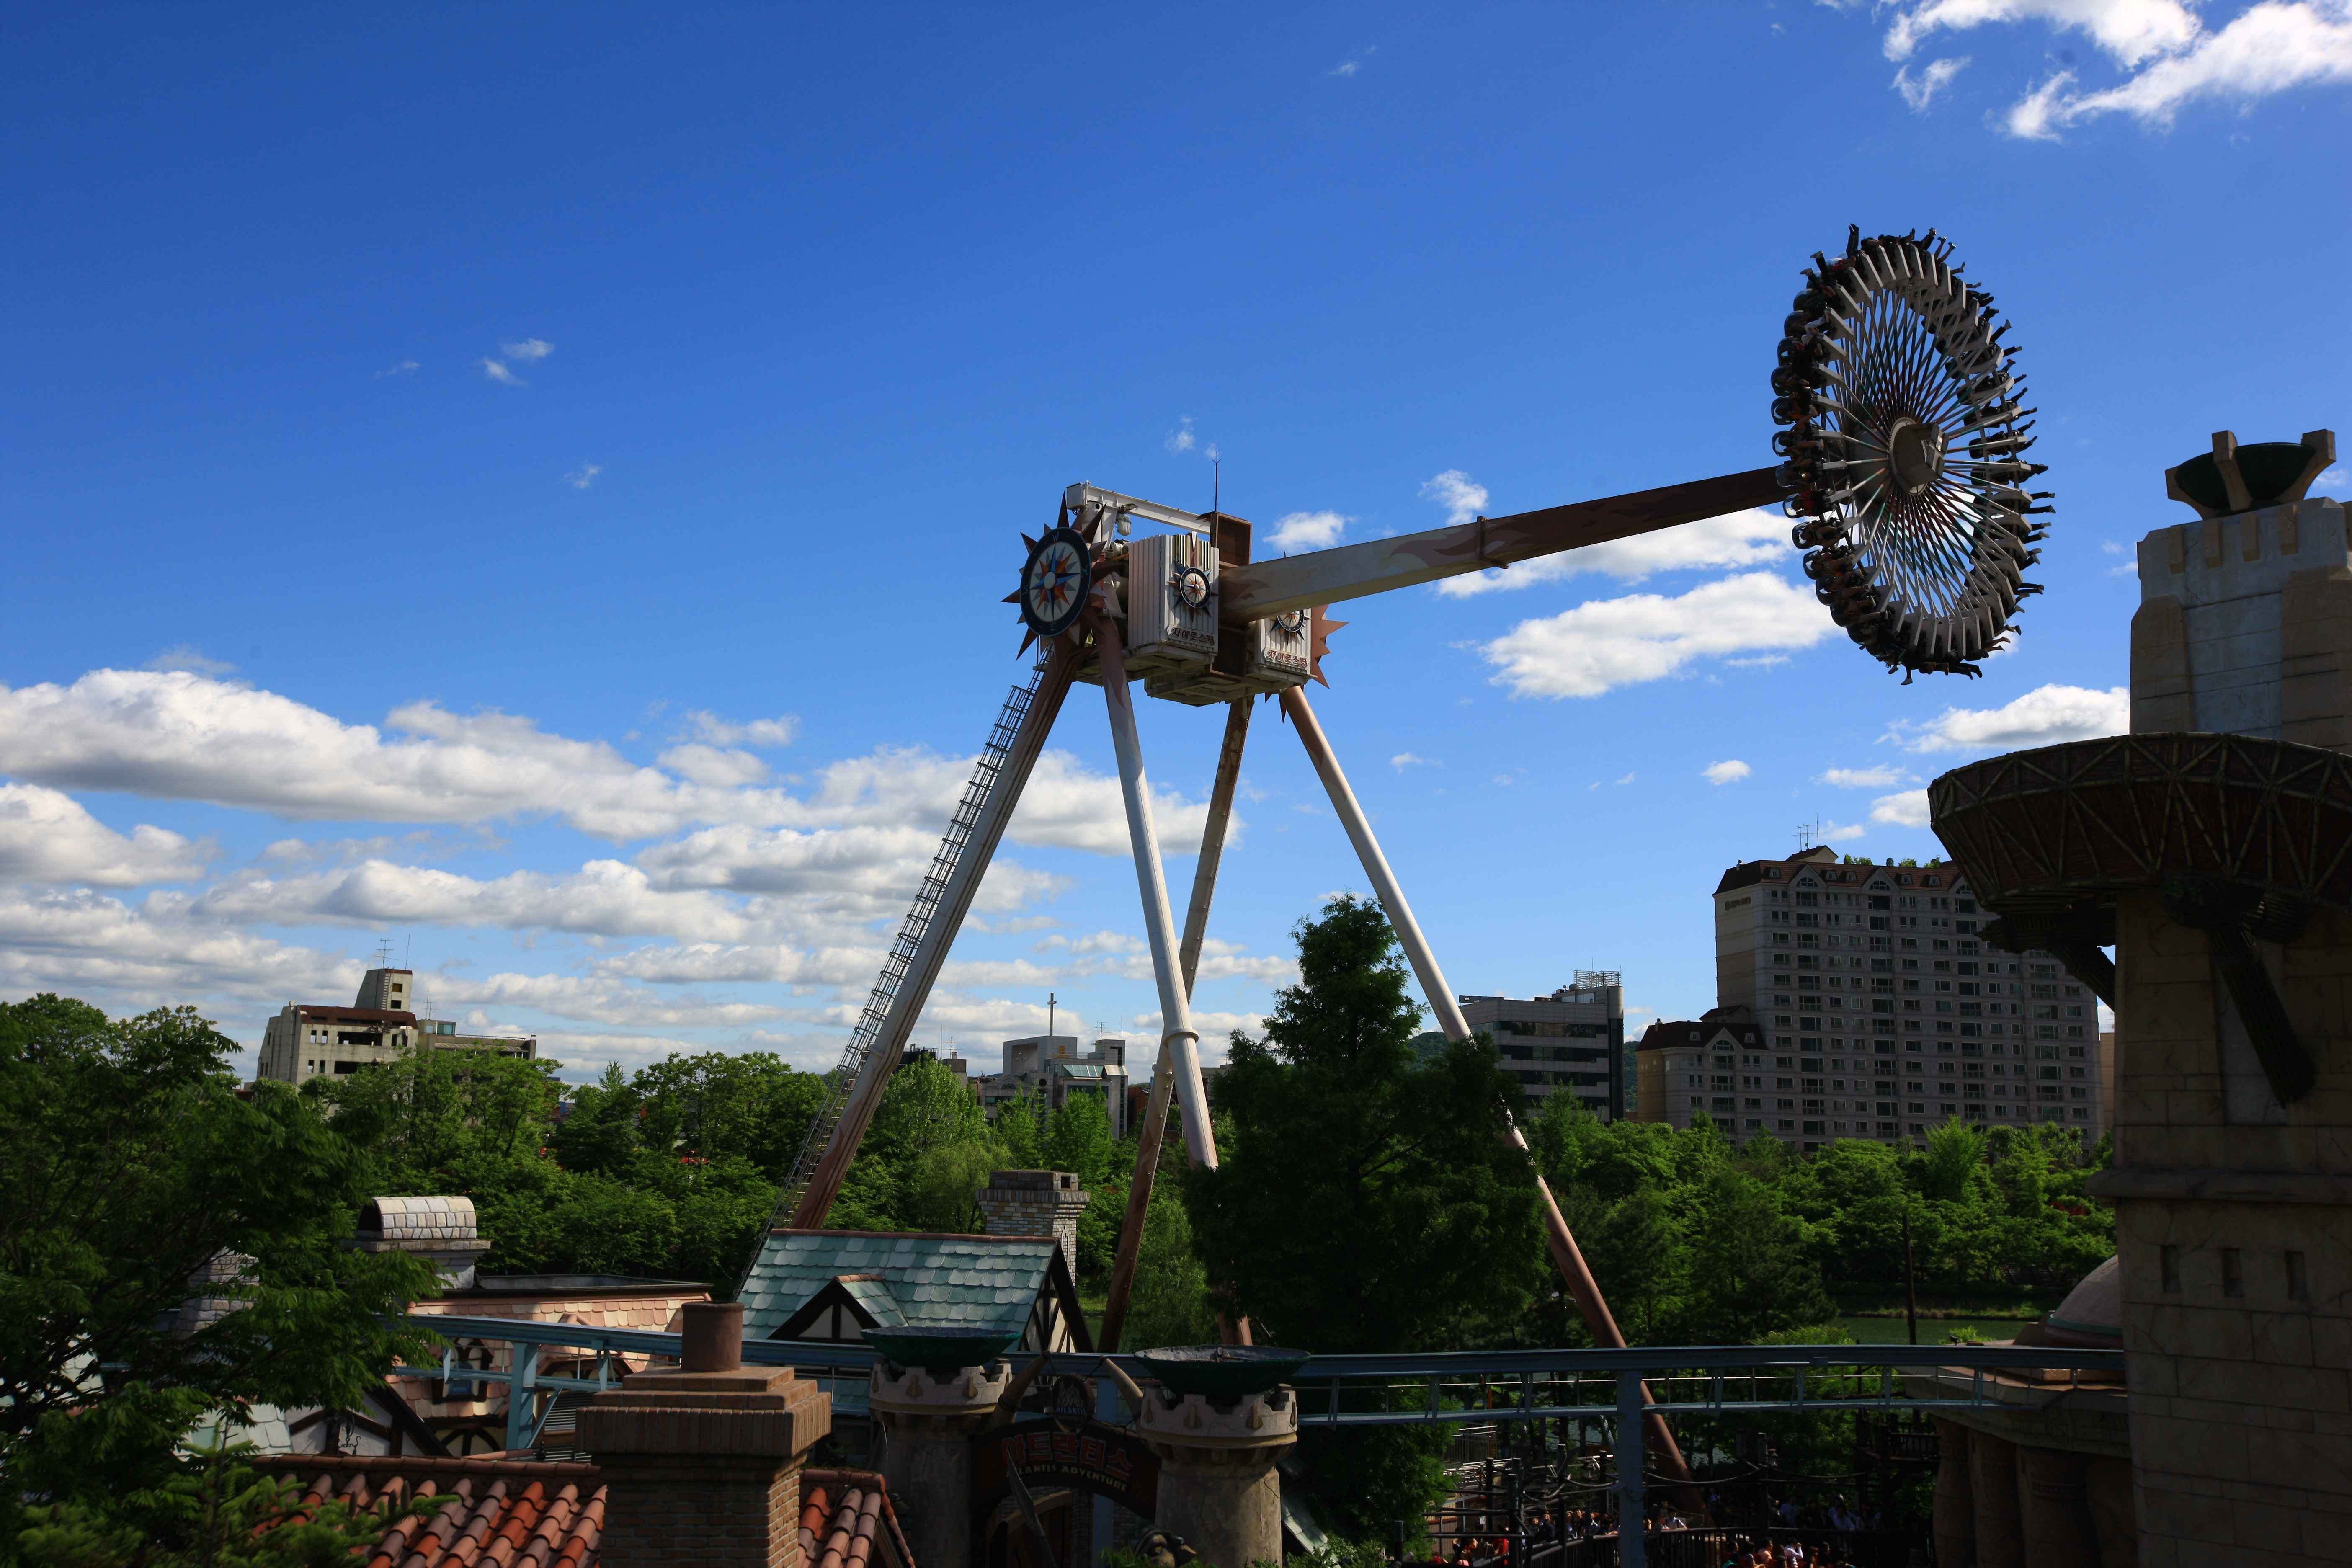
[5,2,2348,1080]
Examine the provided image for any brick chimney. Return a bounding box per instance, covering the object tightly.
[976,1169,1089,1277]
[579,1300,832,1568]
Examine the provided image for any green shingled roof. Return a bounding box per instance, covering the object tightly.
[741,1232,1057,1338]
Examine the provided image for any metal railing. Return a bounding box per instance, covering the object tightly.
[398,1314,2120,1568]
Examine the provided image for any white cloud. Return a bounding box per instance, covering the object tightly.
[1886,683,2129,753]
[143,645,236,678]
[1391,753,1436,771]
[1871,789,1934,827]
[1419,470,1490,529]
[1330,58,1361,76]
[1165,417,1197,455]
[1479,573,1836,699]
[2321,467,2347,490]
[1859,1,2352,137]
[374,359,420,379]
[501,338,555,362]
[1436,508,1788,597]
[0,670,772,841]
[1702,759,1751,785]
[0,784,209,887]
[1615,771,1637,786]
[1824,820,1867,841]
[657,744,770,787]
[480,358,524,386]
[566,463,602,490]
[1821,765,1910,788]
[685,712,800,748]
[1880,0,2202,67]
[1270,510,1350,551]
[0,672,1179,854]
[1895,54,1972,106]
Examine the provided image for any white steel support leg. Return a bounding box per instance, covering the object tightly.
[1101,700,1250,1352]
[1278,685,1693,1491]
[1087,611,1218,1172]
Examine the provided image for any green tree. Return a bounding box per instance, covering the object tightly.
[17,1441,428,1568]
[993,1092,1045,1169]
[830,1056,1001,1233]
[1043,1091,1115,1188]
[1186,897,1544,1540]
[0,997,436,1531]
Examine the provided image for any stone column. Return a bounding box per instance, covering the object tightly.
[1968,1429,2024,1568]
[869,1358,1010,1568]
[2016,1446,2098,1566]
[1929,1418,1975,1568]
[1137,1385,1297,1568]
[580,1301,832,1568]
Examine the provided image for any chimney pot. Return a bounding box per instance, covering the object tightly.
[681,1300,744,1372]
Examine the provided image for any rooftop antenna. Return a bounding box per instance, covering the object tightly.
[1047,990,1057,1040]
[1795,820,1820,852]
[372,937,395,968]
[1210,446,1221,516]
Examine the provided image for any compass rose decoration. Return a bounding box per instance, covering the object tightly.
[1006,509,1098,652]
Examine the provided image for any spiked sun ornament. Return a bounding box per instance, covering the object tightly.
[1773,227,2053,680]
[1006,504,1107,653]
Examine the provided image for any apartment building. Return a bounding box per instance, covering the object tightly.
[1459,974,1627,1121]
[1697,848,2104,1148]
[257,968,538,1085]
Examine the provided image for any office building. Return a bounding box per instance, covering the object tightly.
[972,1034,1130,1136]
[257,968,538,1084]
[1458,973,1626,1120]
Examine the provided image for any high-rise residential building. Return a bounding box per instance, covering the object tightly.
[1458,974,1627,1120]
[257,968,538,1084]
[1699,848,2105,1148]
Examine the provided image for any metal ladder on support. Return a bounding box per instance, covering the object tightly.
[755,652,1051,1238]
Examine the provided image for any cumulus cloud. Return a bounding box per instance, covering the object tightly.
[1895,55,1971,107]
[1886,683,2129,753]
[1821,765,1910,788]
[501,339,555,362]
[1853,0,2352,136]
[1702,759,1751,785]
[1479,573,1836,699]
[0,784,209,887]
[1436,509,1789,597]
[657,744,770,788]
[0,671,1191,853]
[683,712,799,748]
[479,358,525,386]
[1420,470,1490,528]
[1824,820,1867,841]
[1391,753,1436,771]
[1165,417,1197,455]
[1871,789,1934,827]
[1269,510,1350,551]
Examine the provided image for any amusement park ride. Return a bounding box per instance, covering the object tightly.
[748,229,2051,1475]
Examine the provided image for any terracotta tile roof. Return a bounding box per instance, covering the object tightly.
[249,1454,603,1568]
[798,1469,913,1568]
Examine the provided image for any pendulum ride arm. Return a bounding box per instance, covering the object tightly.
[1219,468,1784,623]
[771,638,1085,1237]
[1099,698,1250,1352]
[1278,685,1695,1489]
